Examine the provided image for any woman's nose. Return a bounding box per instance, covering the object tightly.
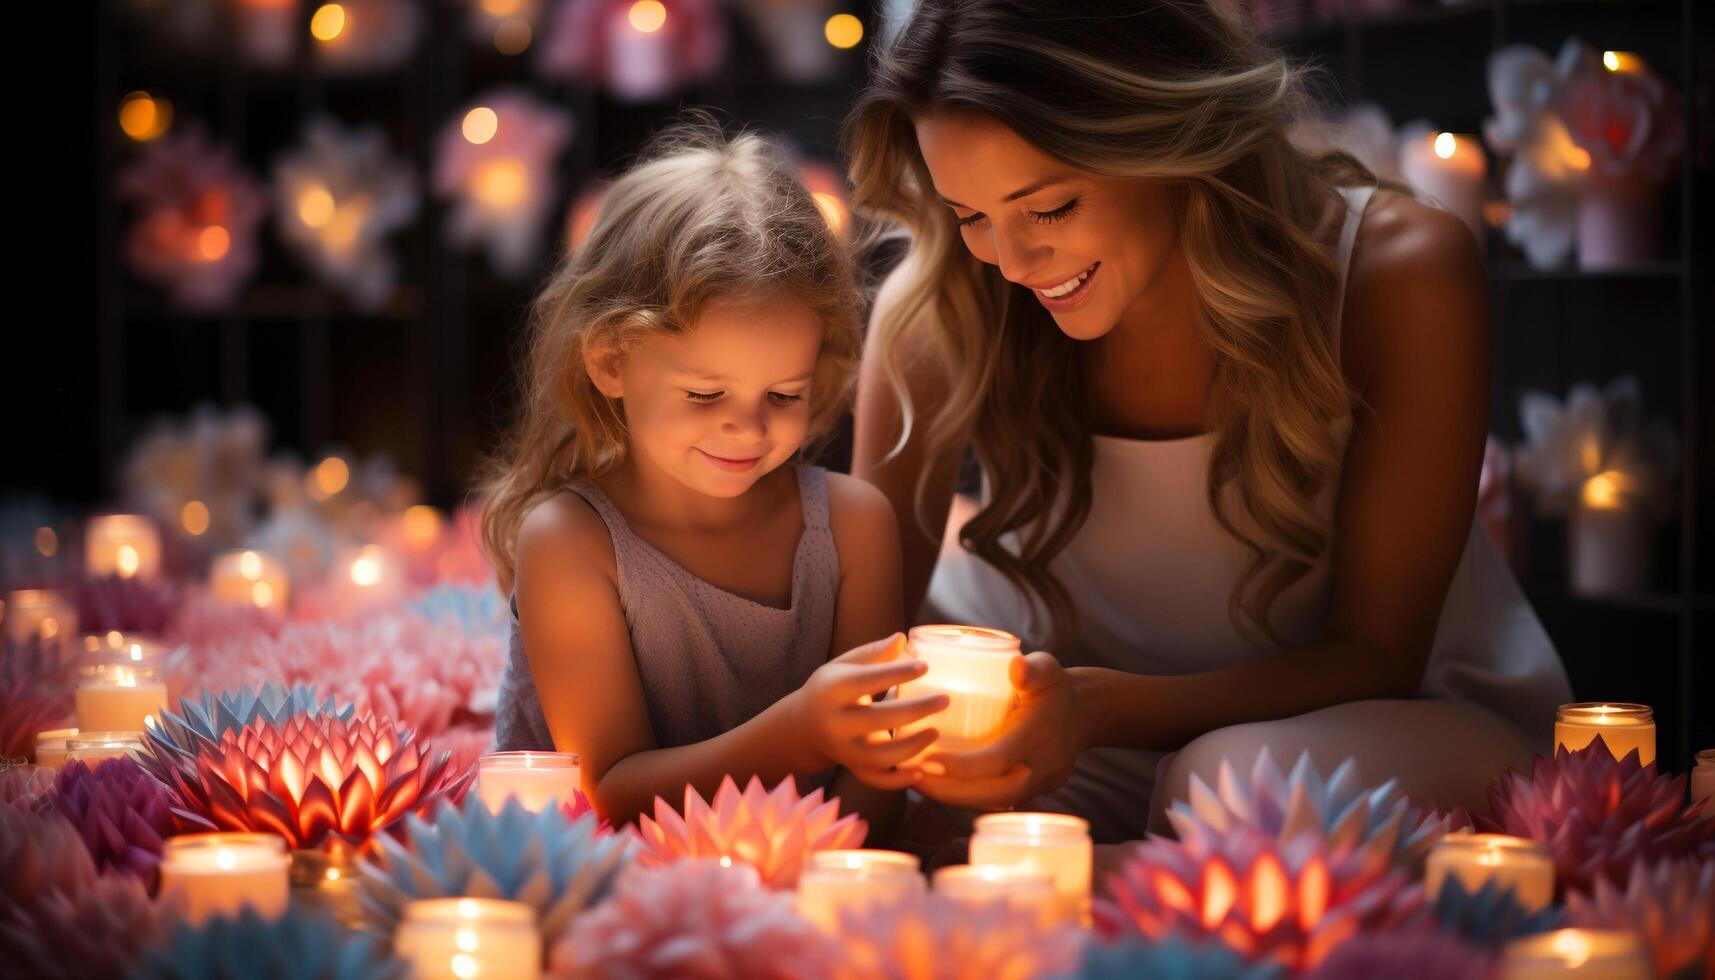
[991,224,1051,287]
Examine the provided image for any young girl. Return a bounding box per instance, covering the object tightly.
[482,123,948,828]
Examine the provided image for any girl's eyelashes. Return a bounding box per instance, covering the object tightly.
[684,390,723,402]
[767,391,805,405]
[683,390,806,405]
[954,198,1081,228]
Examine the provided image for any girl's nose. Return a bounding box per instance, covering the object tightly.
[721,400,768,440]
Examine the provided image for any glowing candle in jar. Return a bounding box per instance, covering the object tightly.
[3,588,77,646]
[1555,702,1655,766]
[895,625,1020,748]
[1399,131,1488,248]
[76,663,167,733]
[1569,472,1653,596]
[1690,749,1714,820]
[475,751,581,813]
[1425,833,1555,914]
[395,898,542,980]
[209,549,291,610]
[64,731,146,764]
[81,630,168,667]
[159,833,291,925]
[968,812,1092,925]
[84,514,162,582]
[606,1,676,102]
[932,864,1059,925]
[795,850,925,932]
[1501,929,1652,980]
[34,728,79,769]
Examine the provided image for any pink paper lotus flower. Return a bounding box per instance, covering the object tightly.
[0,637,75,762]
[1303,932,1494,980]
[0,869,168,980]
[549,859,838,979]
[1474,738,1714,896]
[539,0,727,103]
[829,888,1086,980]
[1101,824,1428,972]
[151,711,471,856]
[433,89,573,278]
[631,775,867,888]
[166,587,287,652]
[50,758,177,890]
[1567,857,1714,979]
[0,805,99,906]
[68,574,185,636]
[1556,40,1684,183]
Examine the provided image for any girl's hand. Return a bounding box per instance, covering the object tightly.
[914,651,1094,809]
[793,633,949,790]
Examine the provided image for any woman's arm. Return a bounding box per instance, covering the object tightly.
[918,197,1494,807]
[852,254,963,619]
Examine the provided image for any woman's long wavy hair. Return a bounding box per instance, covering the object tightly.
[480,120,863,594]
[844,0,1377,650]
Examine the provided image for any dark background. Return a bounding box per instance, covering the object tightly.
[8,0,1711,766]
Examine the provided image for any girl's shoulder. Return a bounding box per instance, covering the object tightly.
[516,488,620,585]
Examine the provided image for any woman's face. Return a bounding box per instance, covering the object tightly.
[913,110,1180,341]
[591,294,822,499]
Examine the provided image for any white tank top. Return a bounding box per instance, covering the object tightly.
[922,185,1572,841]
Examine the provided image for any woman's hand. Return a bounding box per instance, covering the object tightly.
[791,633,949,791]
[914,652,1097,809]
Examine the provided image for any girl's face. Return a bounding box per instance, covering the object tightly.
[593,294,823,499]
[913,110,1180,341]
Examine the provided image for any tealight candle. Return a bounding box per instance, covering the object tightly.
[81,631,168,667]
[159,833,291,925]
[64,731,146,764]
[895,625,1020,747]
[34,728,79,769]
[1691,749,1715,821]
[395,898,542,980]
[475,751,580,813]
[208,549,291,610]
[795,850,925,932]
[968,812,1092,925]
[1425,833,1556,914]
[1569,472,1653,596]
[85,514,162,582]
[3,588,77,646]
[932,864,1059,925]
[1501,929,1652,980]
[1555,703,1655,766]
[76,663,167,733]
[1399,131,1488,247]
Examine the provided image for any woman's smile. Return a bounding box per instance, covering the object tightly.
[1030,261,1099,311]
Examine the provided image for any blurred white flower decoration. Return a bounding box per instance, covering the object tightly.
[1483,44,1585,270]
[272,117,419,309]
[1290,101,1400,181]
[739,0,849,85]
[1516,375,1679,520]
[309,0,423,73]
[538,0,727,103]
[121,404,271,553]
[434,90,574,277]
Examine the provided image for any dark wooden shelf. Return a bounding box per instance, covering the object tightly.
[1491,259,1687,282]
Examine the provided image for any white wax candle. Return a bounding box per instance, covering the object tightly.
[395,898,542,980]
[3,589,77,646]
[932,864,1059,925]
[85,514,162,582]
[1399,131,1488,247]
[1501,929,1652,980]
[34,728,79,769]
[209,549,291,611]
[1425,833,1556,913]
[1569,473,1653,596]
[76,664,167,733]
[1691,749,1715,821]
[896,625,1020,747]
[1555,702,1656,766]
[795,850,925,932]
[64,731,146,764]
[476,752,581,813]
[968,812,1092,925]
[159,833,291,925]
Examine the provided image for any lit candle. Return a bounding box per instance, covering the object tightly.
[290,849,365,928]
[208,549,291,610]
[1501,929,1652,980]
[3,588,77,646]
[34,728,80,769]
[1399,131,1488,248]
[64,731,146,764]
[81,631,168,667]
[1691,749,1714,821]
[606,0,675,102]
[76,663,167,733]
[1425,833,1556,914]
[1569,472,1653,596]
[895,625,1020,748]
[336,543,405,612]
[932,864,1059,925]
[475,751,580,813]
[84,514,163,582]
[795,850,925,932]
[1555,702,1656,766]
[967,812,1092,925]
[159,833,291,925]
[395,898,542,980]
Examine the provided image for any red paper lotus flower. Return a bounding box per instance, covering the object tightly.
[1474,737,1715,895]
[1101,825,1428,971]
[631,775,866,888]
[1567,857,1714,979]
[152,711,471,856]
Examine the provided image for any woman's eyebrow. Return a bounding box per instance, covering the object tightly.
[935,175,1075,209]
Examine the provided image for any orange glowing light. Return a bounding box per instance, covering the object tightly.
[310,4,346,42]
[1582,471,1631,510]
[1249,853,1288,932]
[824,13,863,49]
[313,456,350,497]
[474,158,529,209]
[1297,857,1329,929]
[811,191,847,236]
[197,226,231,262]
[1202,860,1238,928]
[402,505,442,548]
[628,0,666,33]
[119,92,172,142]
[298,185,336,229]
[462,107,499,145]
[34,526,57,557]
[1433,132,1457,160]
[494,18,531,54]
[1602,51,1643,75]
[116,545,141,579]
[481,0,523,14]
[181,500,210,536]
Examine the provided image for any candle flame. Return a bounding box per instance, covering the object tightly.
[129,643,143,661]
[350,551,382,587]
[1602,51,1643,75]
[252,581,275,608]
[628,0,667,33]
[451,954,479,979]
[310,4,346,42]
[1552,929,1593,968]
[1433,132,1457,160]
[455,928,481,952]
[216,848,236,870]
[116,544,140,578]
[1582,471,1630,509]
[240,551,263,579]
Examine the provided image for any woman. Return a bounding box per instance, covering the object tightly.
[843,0,1571,844]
